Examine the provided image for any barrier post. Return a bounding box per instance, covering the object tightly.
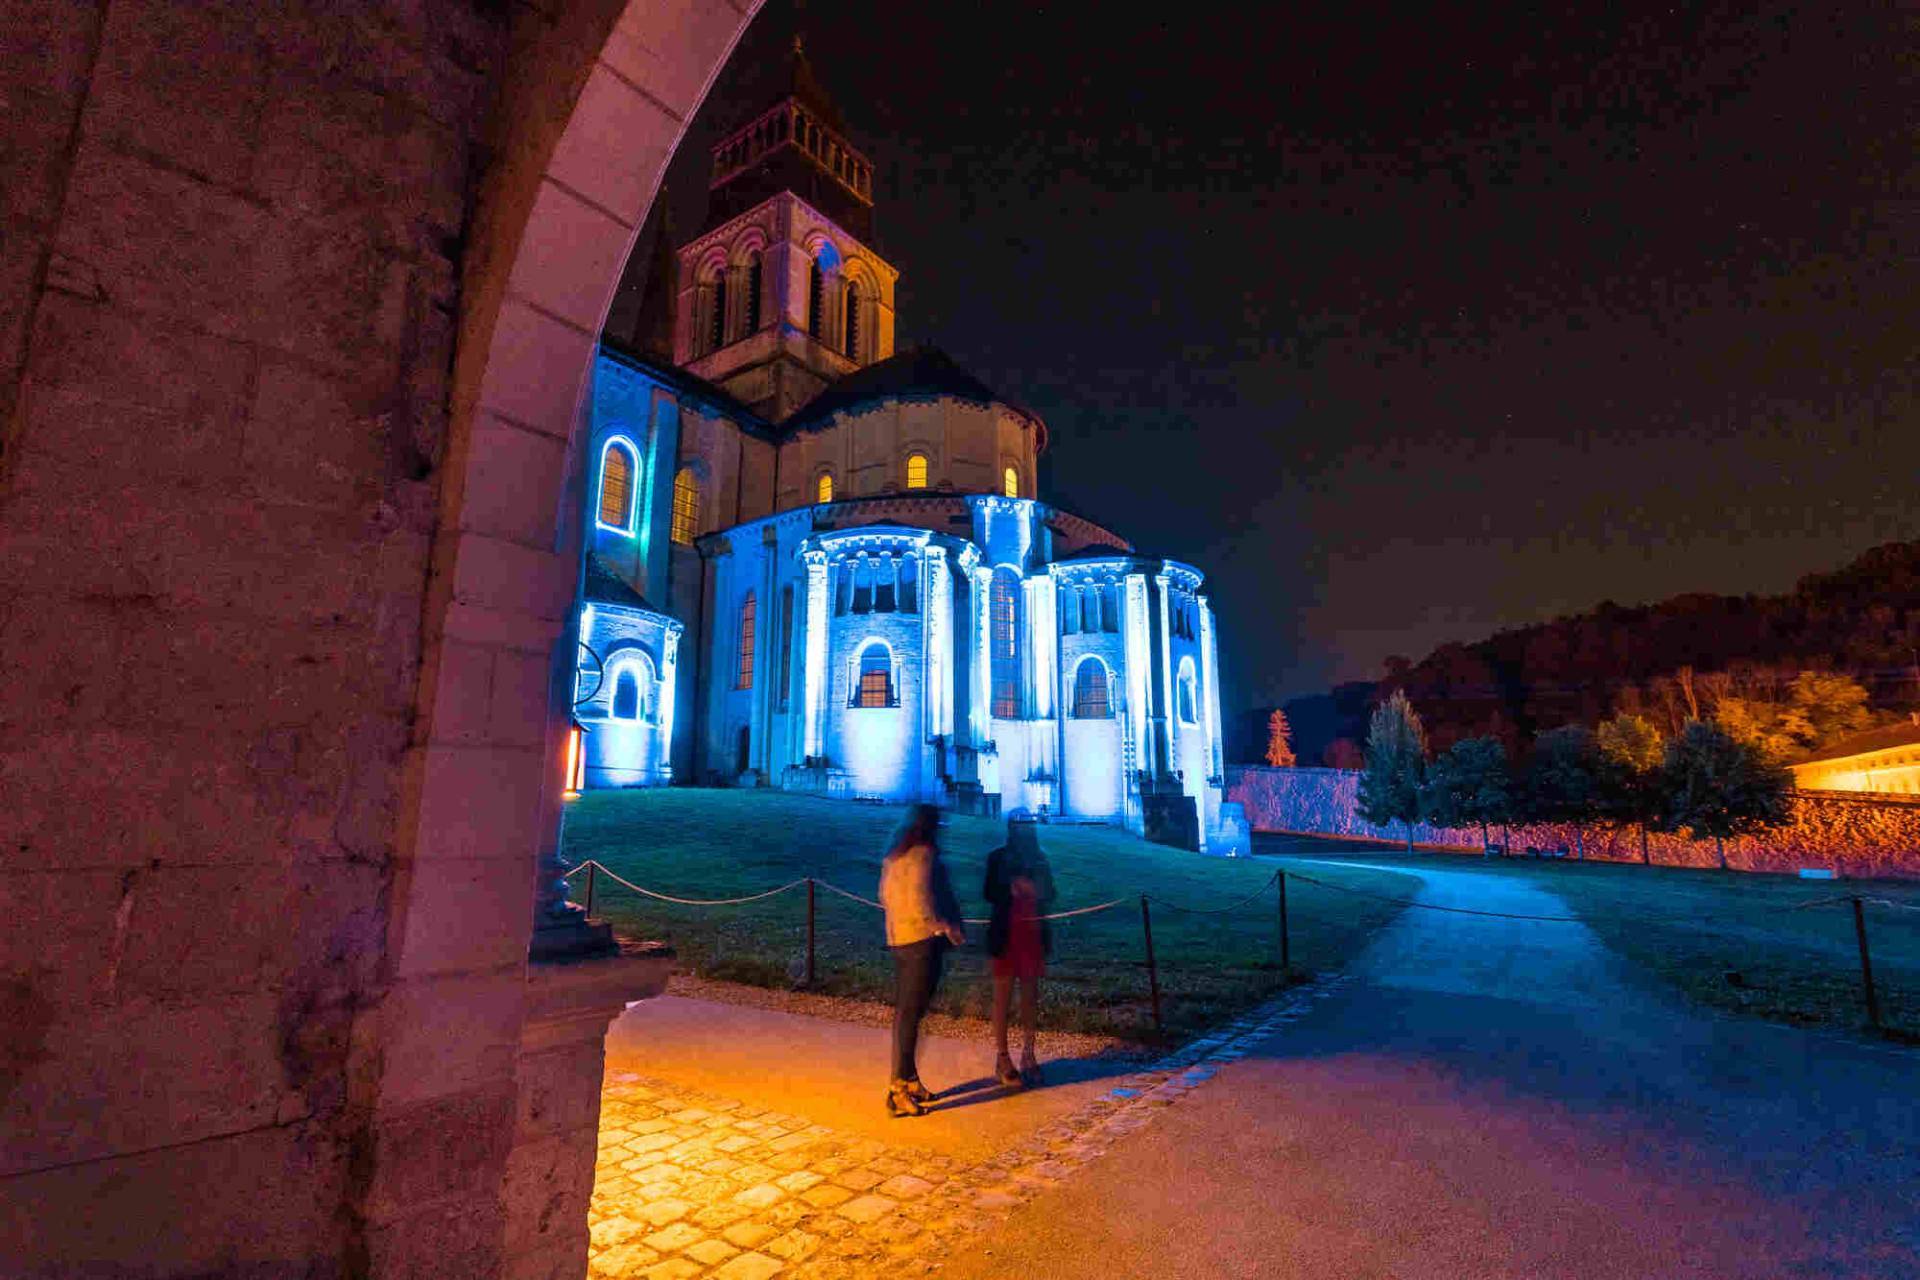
[1277,872,1290,977]
[806,878,818,989]
[1852,896,1882,1031]
[1140,895,1163,1038]
[584,862,596,921]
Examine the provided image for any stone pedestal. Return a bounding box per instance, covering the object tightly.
[503,945,673,1280]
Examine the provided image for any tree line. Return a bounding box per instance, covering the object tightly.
[1353,690,1794,869]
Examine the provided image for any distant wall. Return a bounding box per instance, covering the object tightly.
[1227,766,1920,880]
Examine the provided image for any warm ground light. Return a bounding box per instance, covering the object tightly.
[561,790,1418,1040]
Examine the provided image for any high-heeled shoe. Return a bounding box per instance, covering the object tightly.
[995,1054,1024,1090]
[885,1082,927,1118]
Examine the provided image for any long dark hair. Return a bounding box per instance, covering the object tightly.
[888,803,941,857]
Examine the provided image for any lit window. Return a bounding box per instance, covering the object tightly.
[670,468,699,545]
[736,592,755,689]
[1177,658,1198,725]
[1003,466,1019,498]
[817,472,834,504]
[1072,658,1111,719]
[855,643,894,708]
[905,452,928,489]
[990,568,1021,719]
[598,440,635,531]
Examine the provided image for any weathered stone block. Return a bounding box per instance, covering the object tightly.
[599,0,747,122]
[473,296,595,441]
[364,1190,506,1280]
[0,992,298,1174]
[393,855,536,979]
[514,1039,608,1140]
[449,531,576,620]
[411,742,550,862]
[490,647,556,748]
[88,0,268,189]
[369,969,525,1110]
[462,412,571,545]
[362,1082,516,1223]
[546,62,679,228]
[0,1119,348,1277]
[506,178,633,333]
[502,1130,597,1261]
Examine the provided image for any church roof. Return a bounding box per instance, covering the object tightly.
[597,336,778,438]
[783,35,845,133]
[783,346,1041,437]
[582,555,666,614]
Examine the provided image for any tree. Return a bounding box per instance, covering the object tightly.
[1595,712,1665,863]
[1357,690,1427,853]
[1264,708,1297,767]
[1421,736,1514,853]
[1656,719,1793,870]
[1713,669,1875,761]
[1523,724,1599,858]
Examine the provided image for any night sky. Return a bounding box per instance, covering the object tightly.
[616,0,1920,717]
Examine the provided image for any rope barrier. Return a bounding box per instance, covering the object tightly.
[569,860,809,906]
[1147,872,1282,916]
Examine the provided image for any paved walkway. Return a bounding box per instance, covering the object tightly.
[586,989,1346,1278]
[936,861,1920,1279]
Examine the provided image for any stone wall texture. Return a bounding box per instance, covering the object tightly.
[0,1,756,1276]
[1227,766,1920,880]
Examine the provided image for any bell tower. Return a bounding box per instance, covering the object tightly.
[673,36,899,421]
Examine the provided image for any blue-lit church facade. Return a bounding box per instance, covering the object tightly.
[568,41,1229,849]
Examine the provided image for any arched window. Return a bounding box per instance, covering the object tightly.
[1060,585,1078,635]
[816,471,834,504]
[854,642,894,708]
[1002,466,1019,498]
[905,452,928,490]
[1081,587,1099,632]
[612,669,640,720]
[608,651,655,722]
[990,567,1022,719]
[1177,657,1198,725]
[670,467,699,545]
[852,556,872,613]
[843,283,860,360]
[708,269,728,353]
[745,252,763,333]
[597,439,636,531]
[874,557,896,613]
[899,557,918,614]
[834,561,851,615]
[1101,584,1121,632]
[1072,658,1112,719]
[807,257,824,338]
[736,592,756,689]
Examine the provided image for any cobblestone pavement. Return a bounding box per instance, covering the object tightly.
[587,976,1349,1279]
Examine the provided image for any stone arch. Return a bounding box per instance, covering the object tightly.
[0,1,766,1276]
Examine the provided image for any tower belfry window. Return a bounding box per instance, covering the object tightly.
[843,284,860,360]
[709,271,728,352]
[808,258,824,339]
[745,253,763,333]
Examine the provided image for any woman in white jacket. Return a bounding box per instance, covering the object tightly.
[878,803,966,1117]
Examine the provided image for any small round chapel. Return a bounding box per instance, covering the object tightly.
[572,38,1227,849]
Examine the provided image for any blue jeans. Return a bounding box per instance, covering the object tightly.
[891,936,947,1082]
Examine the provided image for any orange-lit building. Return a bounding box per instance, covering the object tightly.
[1790,718,1920,796]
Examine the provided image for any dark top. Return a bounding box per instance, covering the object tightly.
[982,843,1056,959]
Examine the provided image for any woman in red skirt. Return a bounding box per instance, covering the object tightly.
[984,813,1055,1088]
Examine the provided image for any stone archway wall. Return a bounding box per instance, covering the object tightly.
[0,1,759,1276]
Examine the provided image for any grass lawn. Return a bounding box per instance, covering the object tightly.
[1258,837,1920,1040]
[561,788,1421,1042]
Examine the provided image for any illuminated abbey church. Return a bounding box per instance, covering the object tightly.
[573,41,1228,848]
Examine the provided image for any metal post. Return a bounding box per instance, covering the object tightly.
[806,878,817,989]
[1852,896,1882,1031]
[1277,872,1290,977]
[1140,895,1162,1038]
[584,862,597,921]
